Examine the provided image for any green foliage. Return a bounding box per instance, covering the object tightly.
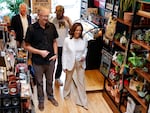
[115,65,120,73]
[116,53,124,66]
[0,0,23,17]
[145,94,150,103]
[120,0,135,12]
[114,33,122,40]
[128,52,145,68]
[6,0,23,15]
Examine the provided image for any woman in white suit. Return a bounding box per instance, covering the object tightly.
[62,22,88,110]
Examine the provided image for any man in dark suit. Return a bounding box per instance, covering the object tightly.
[11,3,31,47]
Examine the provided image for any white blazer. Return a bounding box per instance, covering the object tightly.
[62,37,87,71]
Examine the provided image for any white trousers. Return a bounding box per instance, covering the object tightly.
[63,61,88,108]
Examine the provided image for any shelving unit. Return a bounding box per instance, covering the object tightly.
[101,0,150,113]
[123,1,150,112]
[105,0,119,17]
[0,87,21,113]
[0,24,35,113]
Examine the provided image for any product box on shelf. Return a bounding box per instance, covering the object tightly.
[0,81,21,113]
[16,48,28,63]
[125,97,142,113]
[129,79,144,91]
[0,66,7,81]
[100,48,112,77]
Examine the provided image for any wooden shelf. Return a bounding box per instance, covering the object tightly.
[135,68,150,82]
[114,40,126,50]
[106,78,117,86]
[103,1,150,113]
[117,18,132,26]
[120,104,126,113]
[106,89,120,106]
[124,85,147,110]
[137,10,150,19]
[103,91,120,113]
[132,39,150,50]
[138,0,150,4]
[112,61,119,66]
[117,18,149,28]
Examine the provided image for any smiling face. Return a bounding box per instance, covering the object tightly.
[69,23,83,39]
[74,26,82,39]
[19,3,28,16]
[38,7,50,27]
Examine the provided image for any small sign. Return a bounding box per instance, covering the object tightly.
[32,0,51,13]
[100,49,112,77]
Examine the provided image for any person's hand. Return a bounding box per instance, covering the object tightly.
[64,16,69,23]
[63,69,67,73]
[40,50,49,58]
[64,16,71,27]
[49,54,57,61]
[80,57,85,62]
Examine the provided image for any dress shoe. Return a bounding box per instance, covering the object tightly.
[38,102,44,111]
[48,98,58,106]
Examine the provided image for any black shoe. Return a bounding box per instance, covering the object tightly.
[48,98,58,106]
[38,102,44,111]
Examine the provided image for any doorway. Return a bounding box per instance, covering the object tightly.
[51,0,81,22]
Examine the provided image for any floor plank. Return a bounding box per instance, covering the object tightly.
[85,69,104,91]
[32,70,112,113]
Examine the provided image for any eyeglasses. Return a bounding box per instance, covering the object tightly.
[40,14,49,18]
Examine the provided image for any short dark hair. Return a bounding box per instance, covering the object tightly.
[55,5,64,13]
[69,22,83,39]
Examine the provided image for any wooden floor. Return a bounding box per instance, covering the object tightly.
[32,69,113,113]
[85,70,104,91]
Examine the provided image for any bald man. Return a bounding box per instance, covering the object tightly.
[23,7,58,111]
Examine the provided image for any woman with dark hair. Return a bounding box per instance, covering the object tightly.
[62,22,88,110]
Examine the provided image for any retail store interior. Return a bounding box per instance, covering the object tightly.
[0,0,150,113]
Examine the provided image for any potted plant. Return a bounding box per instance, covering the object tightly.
[128,52,146,68]
[116,52,124,66]
[119,0,135,19]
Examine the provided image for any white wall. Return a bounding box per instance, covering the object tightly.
[51,0,81,22]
